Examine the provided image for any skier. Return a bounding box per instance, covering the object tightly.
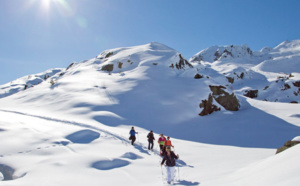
[129,127,138,145]
[163,136,174,155]
[147,130,155,150]
[158,134,166,155]
[164,136,174,148]
[161,146,179,184]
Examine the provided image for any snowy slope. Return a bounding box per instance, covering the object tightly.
[0,69,64,98]
[0,41,300,185]
[0,105,299,186]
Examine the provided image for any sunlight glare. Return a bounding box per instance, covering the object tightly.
[41,0,54,12]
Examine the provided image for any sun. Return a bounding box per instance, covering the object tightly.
[39,0,53,12]
[39,0,73,16]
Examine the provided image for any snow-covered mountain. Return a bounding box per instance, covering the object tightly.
[190,40,300,103]
[0,40,300,185]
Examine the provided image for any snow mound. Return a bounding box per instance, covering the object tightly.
[91,159,130,170]
[66,129,100,144]
[229,144,300,186]
[292,136,300,142]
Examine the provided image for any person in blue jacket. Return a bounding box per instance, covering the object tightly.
[129,126,138,145]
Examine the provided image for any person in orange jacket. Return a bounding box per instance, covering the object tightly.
[164,136,174,148]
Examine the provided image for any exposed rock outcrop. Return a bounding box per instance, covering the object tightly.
[101,64,114,72]
[276,140,300,154]
[293,81,300,87]
[171,54,193,69]
[244,90,258,98]
[194,73,203,79]
[199,85,240,116]
[209,85,240,111]
[199,94,220,116]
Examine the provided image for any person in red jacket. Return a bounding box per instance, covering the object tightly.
[158,134,166,155]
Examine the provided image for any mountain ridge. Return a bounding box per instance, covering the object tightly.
[0,40,300,148]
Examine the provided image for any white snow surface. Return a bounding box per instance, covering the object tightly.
[0,41,300,185]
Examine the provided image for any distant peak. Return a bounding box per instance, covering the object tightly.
[274,39,300,50]
[147,42,175,51]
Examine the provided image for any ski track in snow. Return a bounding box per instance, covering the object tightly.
[0,109,196,185]
[0,109,152,155]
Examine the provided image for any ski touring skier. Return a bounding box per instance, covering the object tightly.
[164,136,174,148]
[147,130,155,150]
[158,134,166,155]
[161,136,174,156]
[161,146,179,184]
[129,126,138,145]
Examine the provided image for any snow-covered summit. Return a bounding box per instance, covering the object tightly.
[190,44,253,63]
[93,42,192,74]
[274,40,300,53]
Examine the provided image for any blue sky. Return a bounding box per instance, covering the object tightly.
[1,0,300,85]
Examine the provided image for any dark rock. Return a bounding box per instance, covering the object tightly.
[66,63,75,70]
[118,62,123,69]
[173,54,193,69]
[105,52,113,58]
[209,85,227,96]
[194,73,203,79]
[214,50,221,61]
[293,81,300,87]
[276,140,300,154]
[209,85,240,111]
[199,94,220,116]
[244,90,258,98]
[226,77,234,84]
[101,64,114,72]
[281,83,291,91]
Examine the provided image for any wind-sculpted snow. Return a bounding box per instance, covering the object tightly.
[66,129,100,144]
[121,152,143,160]
[0,164,26,181]
[91,159,130,170]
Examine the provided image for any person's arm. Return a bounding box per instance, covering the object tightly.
[172,152,179,159]
[161,157,166,166]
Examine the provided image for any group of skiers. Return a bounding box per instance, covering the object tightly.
[129,127,179,184]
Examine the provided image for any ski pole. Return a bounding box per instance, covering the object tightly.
[160,164,164,182]
[177,164,180,181]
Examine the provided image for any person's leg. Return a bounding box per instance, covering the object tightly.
[150,141,154,149]
[170,166,176,182]
[166,166,172,183]
[132,136,136,145]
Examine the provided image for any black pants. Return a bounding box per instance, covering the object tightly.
[131,136,136,145]
[148,140,154,150]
